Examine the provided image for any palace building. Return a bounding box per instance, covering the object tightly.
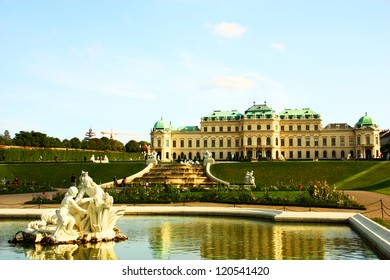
[150,102,381,162]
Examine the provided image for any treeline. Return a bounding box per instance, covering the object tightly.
[0,130,149,153]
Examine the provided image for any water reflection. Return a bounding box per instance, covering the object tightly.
[18,242,119,260]
[0,216,380,260]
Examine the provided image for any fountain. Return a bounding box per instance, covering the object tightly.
[9,171,127,245]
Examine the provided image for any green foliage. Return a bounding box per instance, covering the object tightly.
[26,182,364,209]
[0,146,144,162]
[0,162,146,189]
[210,161,390,194]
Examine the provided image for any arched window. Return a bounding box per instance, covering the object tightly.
[248,125,252,131]
[257,137,261,146]
[323,151,327,158]
[275,137,279,146]
[266,137,271,145]
[173,152,177,160]
[247,137,252,146]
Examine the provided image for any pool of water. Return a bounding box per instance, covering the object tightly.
[0,216,380,260]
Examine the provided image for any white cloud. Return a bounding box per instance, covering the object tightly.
[209,76,255,90]
[271,42,286,50]
[208,22,247,38]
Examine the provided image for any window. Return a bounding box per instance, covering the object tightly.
[349,137,354,146]
[306,125,310,130]
[203,139,208,148]
[306,151,310,158]
[297,138,302,146]
[173,140,176,148]
[212,127,215,132]
[219,127,223,132]
[219,139,223,147]
[298,151,302,158]
[157,139,161,147]
[204,127,207,132]
[196,140,200,147]
[314,137,319,146]
[289,125,293,131]
[180,140,184,148]
[227,126,231,132]
[315,151,319,159]
[306,137,310,147]
[366,135,371,145]
[281,126,285,131]
[257,137,261,146]
[219,152,223,159]
[331,137,336,146]
[257,125,261,130]
[275,137,279,146]
[266,124,271,130]
[235,126,239,132]
[314,125,319,131]
[227,139,231,147]
[248,125,252,131]
[266,137,271,145]
[323,137,327,146]
[289,151,294,158]
[297,125,301,131]
[281,138,285,146]
[323,151,328,158]
[188,140,192,148]
[289,138,293,147]
[247,137,252,145]
[211,139,215,147]
[235,139,239,147]
[340,137,345,146]
[357,136,361,145]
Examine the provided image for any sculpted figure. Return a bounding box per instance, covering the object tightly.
[244,171,256,186]
[75,171,121,235]
[51,186,87,241]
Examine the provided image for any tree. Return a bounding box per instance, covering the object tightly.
[69,137,81,149]
[125,140,140,152]
[0,130,12,145]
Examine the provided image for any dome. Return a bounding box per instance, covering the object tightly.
[355,113,376,128]
[153,118,172,131]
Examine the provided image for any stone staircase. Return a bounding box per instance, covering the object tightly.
[130,164,219,188]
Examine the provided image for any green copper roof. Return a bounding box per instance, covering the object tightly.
[177,126,200,131]
[355,113,377,128]
[245,103,274,115]
[153,118,173,130]
[279,108,320,119]
[202,110,242,121]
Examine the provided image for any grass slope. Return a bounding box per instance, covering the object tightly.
[210,161,390,194]
[0,162,146,188]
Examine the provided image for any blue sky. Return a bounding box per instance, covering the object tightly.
[1,0,389,144]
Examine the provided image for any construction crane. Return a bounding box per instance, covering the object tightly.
[101,129,119,139]
[101,129,145,140]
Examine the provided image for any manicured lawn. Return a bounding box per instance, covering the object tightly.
[0,162,146,188]
[210,161,390,194]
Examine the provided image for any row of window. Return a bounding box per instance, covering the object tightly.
[202,124,321,132]
[169,149,371,161]
[156,135,375,149]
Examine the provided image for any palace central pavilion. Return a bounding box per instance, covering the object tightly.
[150,102,381,162]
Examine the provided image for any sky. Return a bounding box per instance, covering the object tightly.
[1,0,389,145]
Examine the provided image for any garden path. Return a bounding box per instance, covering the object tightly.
[0,190,389,222]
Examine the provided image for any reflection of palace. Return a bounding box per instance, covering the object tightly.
[151,102,381,161]
[148,217,328,260]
